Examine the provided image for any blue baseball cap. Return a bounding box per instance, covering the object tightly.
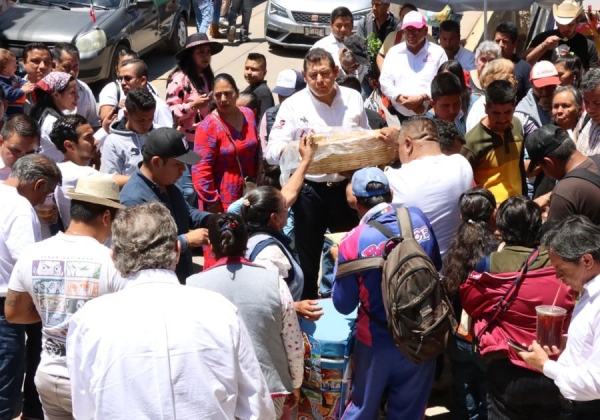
[351,167,390,198]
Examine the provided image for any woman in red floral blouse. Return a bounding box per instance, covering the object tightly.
[192,73,259,213]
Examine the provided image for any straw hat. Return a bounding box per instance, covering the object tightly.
[553,0,583,25]
[66,176,125,209]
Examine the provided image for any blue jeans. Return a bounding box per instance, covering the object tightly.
[176,163,198,208]
[342,341,435,419]
[319,236,334,297]
[194,0,213,33]
[0,299,25,420]
[212,0,222,24]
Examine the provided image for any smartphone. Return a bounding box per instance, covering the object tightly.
[506,339,528,353]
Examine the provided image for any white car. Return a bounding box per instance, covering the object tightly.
[265,0,371,49]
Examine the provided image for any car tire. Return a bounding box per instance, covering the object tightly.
[109,43,129,82]
[167,14,187,53]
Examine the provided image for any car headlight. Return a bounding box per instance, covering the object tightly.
[352,8,370,22]
[75,29,107,54]
[268,1,287,18]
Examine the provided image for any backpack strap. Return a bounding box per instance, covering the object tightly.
[476,248,540,340]
[367,219,396,239]
[396,207,414,240]
[562,155,600,190]
[247,236,295,284]
[335,257,384,278]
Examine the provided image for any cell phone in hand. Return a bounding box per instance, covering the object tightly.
[506,339,528,353]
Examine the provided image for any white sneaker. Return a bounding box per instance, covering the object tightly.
[219,17,228,29]
[227,26,236,43]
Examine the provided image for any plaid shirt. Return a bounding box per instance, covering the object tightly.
[574,112,600,156]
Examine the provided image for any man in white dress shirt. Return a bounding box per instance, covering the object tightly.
[311,6,354,67]
[267,48,368,300]
[0,154,61,420]
[380,11,448,122]
[520,215,600,419]
[439,19,476,71]
[66,202,275,420]
[0,115,40,183]
[52,43,101,129]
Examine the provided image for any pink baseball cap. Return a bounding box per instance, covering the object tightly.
[401,11,427,30]
[530,60,560,88]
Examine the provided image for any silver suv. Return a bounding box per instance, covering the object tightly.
[264,0,370,49]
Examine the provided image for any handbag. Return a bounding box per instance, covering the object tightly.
[211,112,256,195]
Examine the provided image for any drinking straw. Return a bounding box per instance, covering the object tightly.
[551,282,562,310]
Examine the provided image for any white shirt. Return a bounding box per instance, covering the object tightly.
[380,40,448,117]
[77,80,101,128]
[453,46,476,71]
[55,162,111,229]
[0,183,41,296]
[266,86,369,182]
[466,96,487,133]
[39,114,65,163]
[544,275,600,401]
[311,33,344,67]
[0,156,10,183]
[66,269,275,420]
[385,153,473,258]
[99,81,174,128]
[8,233,126,378]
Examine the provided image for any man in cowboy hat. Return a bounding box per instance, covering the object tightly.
[4,175,127,420]
[526,0,598,70]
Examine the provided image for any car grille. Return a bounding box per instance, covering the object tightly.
[291,11,330,24]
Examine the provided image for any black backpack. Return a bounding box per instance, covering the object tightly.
[336,207,457,363]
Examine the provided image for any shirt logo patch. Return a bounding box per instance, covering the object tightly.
[300,116,309,124]
[413,226,431,243]
[273,119,286,130]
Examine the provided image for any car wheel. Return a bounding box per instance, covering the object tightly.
[167,14,187,53]
[109,44,128,82]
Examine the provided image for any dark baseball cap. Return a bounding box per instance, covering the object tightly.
[143,127,201,165]
[525,125,570,173]
[343,34,370,66]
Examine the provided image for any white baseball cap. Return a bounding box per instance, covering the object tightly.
[530,60,560,88]
[272,69,306,97]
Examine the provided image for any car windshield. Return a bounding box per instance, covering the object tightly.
[21,0,119,9]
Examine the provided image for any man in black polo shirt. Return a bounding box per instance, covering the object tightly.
[120,127,210,283]
[356,0,399,43]
[526,0,598,70]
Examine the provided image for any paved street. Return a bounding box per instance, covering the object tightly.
[141,0,305,100]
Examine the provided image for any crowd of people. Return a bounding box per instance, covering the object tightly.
[1,0,600,419]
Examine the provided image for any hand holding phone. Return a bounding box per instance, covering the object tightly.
[506,339,528,353]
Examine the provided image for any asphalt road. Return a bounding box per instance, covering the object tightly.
[139,1,306,101]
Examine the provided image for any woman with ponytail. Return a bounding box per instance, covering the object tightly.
[443,187,499,420]
[186,213,303,419]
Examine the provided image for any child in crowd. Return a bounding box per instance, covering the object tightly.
[428,72,466,135]
[101,88,156,176]
[0,48,35,116]
[443,187,499,420]
[434,118,466,156]
[242,53,274,119]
